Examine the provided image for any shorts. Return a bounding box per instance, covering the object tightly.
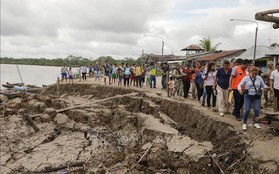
[69,75,73,80]
[131,74,135,80]
[112,73,116,79]
[62,73,67,78]
[274,89,279,97]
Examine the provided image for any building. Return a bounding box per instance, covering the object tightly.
[238,45,279,69]
[197,49,246,65]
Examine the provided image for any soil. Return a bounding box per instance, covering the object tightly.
[1,80,279,174]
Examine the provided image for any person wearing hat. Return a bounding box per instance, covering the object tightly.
[261,61,274,106]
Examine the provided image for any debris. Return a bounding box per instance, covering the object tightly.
[138,141,155,164]
[22,114,40,132]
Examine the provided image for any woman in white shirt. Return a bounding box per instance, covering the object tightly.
[203,62,217,109]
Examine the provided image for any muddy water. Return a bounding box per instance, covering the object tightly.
[0,64,66,88]
[1,83,278,174]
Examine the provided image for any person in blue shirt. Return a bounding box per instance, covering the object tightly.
[238,67,270,130]
[194,67,204,101]
[124,63,131,87]
[213,61,232,117]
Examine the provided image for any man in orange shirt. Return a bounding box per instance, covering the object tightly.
[229,59,248,120]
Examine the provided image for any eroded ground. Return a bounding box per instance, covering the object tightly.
[1,84,279,174]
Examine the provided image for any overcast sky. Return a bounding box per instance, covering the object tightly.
[1,0,279,59]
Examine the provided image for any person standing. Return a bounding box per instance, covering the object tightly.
[135,63,143,88]
[214,61,232,116]
[61,65,69,83]
[261,61,274,106]
[168,77,174,97]
[172,64,183,97]
[191,62,200,99]
[81,65,87,81]
[270,62,279,111]
[238,67,269,130]
[203,63,217,109]
[229,59,248,121]
[68,67,74,84]
[182,64,192,99]
[112,64,117,84]
[94,63,101,81]
[194,67,204,102]
[149,63,157,88]
[161,62,169,90]
[124,63,131,87]
[146,67,151,87]
[104,61,111,85]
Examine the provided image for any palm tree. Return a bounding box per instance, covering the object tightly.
[270,43,279,47]
[199,37,221,52]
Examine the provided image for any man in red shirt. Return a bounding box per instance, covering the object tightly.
[182,64,192,99]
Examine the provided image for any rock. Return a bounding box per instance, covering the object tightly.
[4,108,15,116]
[28,101,46,112]
[40,114,50,123]
[54,113,69,125]
[8,98,22,107]
[9,115,22,122]
[0,94,8,103]
[44,108,57,118]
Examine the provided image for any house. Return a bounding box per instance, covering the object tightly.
[197,49,246,65]
[238,45,279,69]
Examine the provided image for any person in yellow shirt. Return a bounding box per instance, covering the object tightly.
[149,62,157,88]
[135,63,143,87]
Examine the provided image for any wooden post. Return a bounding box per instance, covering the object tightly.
[23,114,40,132]
[57,77,60,96]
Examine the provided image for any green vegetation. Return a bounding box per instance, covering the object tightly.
[0,55,145,67]
[199,37,221,52]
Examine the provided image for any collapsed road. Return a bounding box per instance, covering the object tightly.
[1,83,279,174]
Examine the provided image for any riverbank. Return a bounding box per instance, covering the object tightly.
[1,78,278,173]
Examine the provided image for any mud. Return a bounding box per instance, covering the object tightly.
[1,83,278,174]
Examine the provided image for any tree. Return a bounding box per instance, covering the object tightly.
[199,37,221,52]
[271,43,279,47]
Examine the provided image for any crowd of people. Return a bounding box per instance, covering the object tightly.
[60,59,279,130]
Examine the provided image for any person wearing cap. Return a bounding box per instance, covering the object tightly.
[261,61,274,106]
[229,58,248,121]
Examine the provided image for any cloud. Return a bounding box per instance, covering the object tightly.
[1,0,278,59]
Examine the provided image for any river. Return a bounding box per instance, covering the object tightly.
[0,64,72,88]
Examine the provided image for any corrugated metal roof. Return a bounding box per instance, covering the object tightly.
[198,49,246,61]
[238,45,279,60]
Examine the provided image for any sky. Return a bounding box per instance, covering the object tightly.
[1,0,279,59]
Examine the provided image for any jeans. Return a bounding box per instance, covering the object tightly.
[135,76,142,87]
[206,86,216,107]
[94,71,101,81]
[243,94,261,124]
[233,89,244,118]
[217,85,229,114]
[82,73,86,80]
[183,81,191,98]
[150,75,156,88]
[195,83,203,101]
[124,75,130,86]
[202,86,207,103]
[161,76,167,89]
